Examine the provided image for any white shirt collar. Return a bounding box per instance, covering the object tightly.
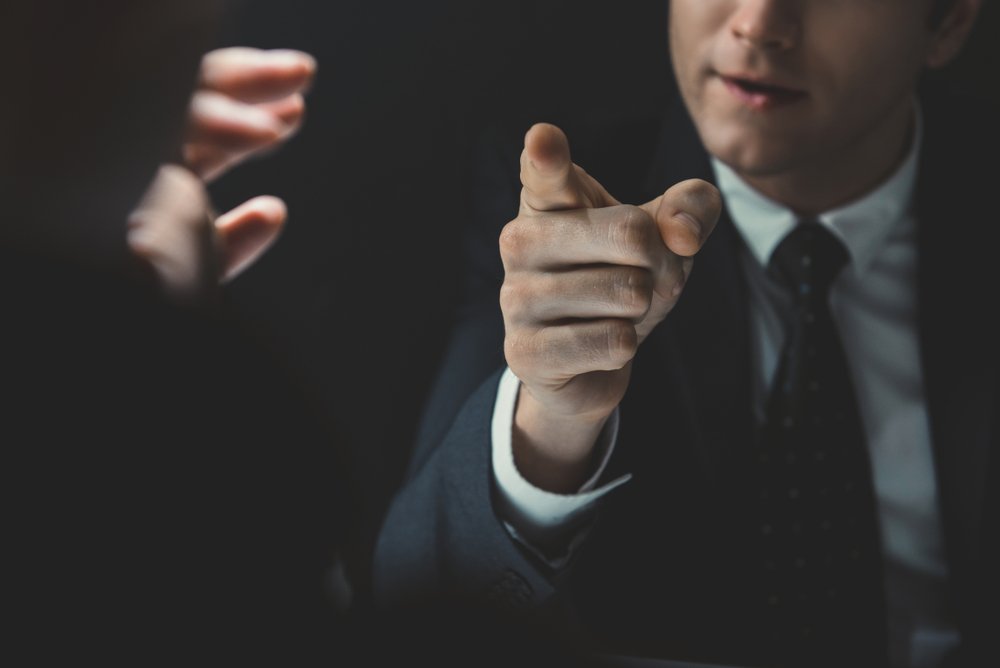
[711,104,922,276]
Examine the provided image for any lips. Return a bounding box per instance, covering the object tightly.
[719,74,807,110]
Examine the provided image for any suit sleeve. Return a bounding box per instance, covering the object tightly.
[373,366,560,607]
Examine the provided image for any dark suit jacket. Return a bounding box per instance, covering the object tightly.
[373,92,999,667]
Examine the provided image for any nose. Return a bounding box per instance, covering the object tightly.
[728,0,800,51]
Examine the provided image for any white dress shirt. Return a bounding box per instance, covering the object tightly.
[490,108,960,668]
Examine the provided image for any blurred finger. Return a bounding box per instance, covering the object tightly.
[127,165,217,302]
[186,90,284,149]
[214,196,287,281]
[258,93,306,129]
[200,47,317,104]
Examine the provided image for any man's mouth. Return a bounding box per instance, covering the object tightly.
[719,74,807,110]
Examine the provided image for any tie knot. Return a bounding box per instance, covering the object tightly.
[768,221,849,301]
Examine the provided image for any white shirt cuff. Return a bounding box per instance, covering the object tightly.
[491,367,631,557]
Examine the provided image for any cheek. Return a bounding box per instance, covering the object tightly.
[804,9,929,104]
[668,2,726,85]
[806,39,925,134]
[669,39,716,118]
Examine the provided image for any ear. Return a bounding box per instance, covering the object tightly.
[925,0,983,69]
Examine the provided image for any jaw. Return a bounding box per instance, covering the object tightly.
[692,97,818,178]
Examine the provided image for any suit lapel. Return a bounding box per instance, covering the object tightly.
[915,100,997,593]
[640,100,756,492]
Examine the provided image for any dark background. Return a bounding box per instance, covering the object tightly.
[204,0,997,605]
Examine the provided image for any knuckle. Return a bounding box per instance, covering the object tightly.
[498,279,528,317]
[498,219,527,259]
[608,205,651,259]
[675,178,723,219]
[605,321,638,367]
[655,249,684,289]
[596,320,637,368]
[503,330,534,367]
[614,268,652,316]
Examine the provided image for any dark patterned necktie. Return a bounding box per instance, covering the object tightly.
[752,220,887,667]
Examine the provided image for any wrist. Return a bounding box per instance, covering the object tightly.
[512,386,613,494]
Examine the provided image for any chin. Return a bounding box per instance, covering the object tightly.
[703,136,793,179]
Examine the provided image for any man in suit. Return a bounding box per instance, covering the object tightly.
[374,1,996,666]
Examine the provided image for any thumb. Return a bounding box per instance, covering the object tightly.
[639,178,722,259]
[215,196,287,281]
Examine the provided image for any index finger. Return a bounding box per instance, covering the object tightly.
[519,123,615,213]
[200,47,317,104]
